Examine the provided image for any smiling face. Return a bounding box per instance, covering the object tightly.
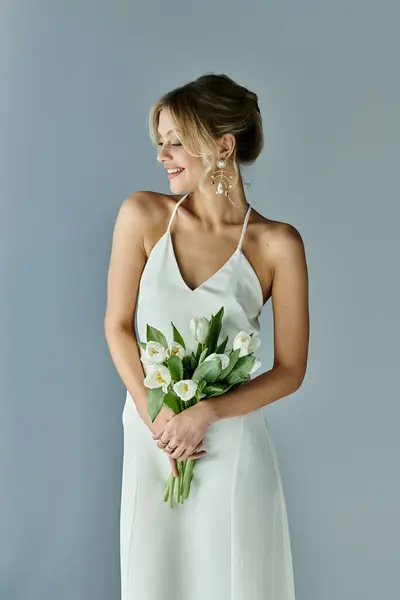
[156,108,208,192]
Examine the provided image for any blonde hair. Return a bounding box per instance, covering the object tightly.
[148,73,264,193]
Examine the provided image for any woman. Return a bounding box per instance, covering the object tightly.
[105,73,309,600]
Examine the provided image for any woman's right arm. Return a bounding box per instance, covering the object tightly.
[104,191,167,433]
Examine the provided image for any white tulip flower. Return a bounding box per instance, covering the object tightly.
[173,379,198,402]
[166,342,185,360]
[204,352,230,370]
[250,332,261,353]
[143,365,171,393]
[232,331,252,357]
[140,341,166,365]
[141,360,157,376]
[189,316,209,344]
[249,356,262,374]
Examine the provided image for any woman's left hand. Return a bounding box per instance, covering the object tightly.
[152,401,215,461]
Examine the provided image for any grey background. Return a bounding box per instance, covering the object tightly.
[1,1,399,599]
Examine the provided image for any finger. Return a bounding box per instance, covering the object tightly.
[157,433,172,450]
[152,428,168,441]
[151,424,165,440]
[157,440,169,450]
[177,444,206,460]
[175,445,195,460]
[170,445,187,460]
[169,457,179,477]
[158,441,174,452]
[161,439,179,454]
[189,441,205,455]
[188,450,207,459]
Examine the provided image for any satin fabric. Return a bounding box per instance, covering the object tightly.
[120,192,296,599]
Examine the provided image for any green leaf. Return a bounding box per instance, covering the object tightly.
[146,325,168,348]
[195,343,203,362]
[192,379,207,401]
[182,355,195,374]
[167,355,183,382]
[199,346,209,363]
[138,341,147,351]
[197,379,207,393]
[204,306,224,354]
[219,348,241,380]
[202,383,227,397]
[147,387,165,422]
[171,322,186,350]
[225,355,256,385]
[163,391,182,414]
[215,334,228,354]
[182,356,191,370]
[192,357,222,383]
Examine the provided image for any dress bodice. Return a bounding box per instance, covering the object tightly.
[135,191,263,355]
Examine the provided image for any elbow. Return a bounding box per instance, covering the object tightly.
[289,367,306,393]
[275,363,306,394]
[104,320,132,340]
[104,320,116,340]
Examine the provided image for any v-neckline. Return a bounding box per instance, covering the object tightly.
[167,231,241,293]
[166,193,252,294]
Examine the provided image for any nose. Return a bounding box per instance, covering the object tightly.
[157,143,172,163]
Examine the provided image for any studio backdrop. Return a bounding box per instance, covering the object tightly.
[1,1,399,599]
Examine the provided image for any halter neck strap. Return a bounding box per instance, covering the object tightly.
[167,192,251,250]
[167,192,190,232]
[237,203,252,251]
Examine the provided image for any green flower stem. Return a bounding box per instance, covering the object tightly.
[169,473,176,508]
[181,460,188,501]
[164,474,172,502]
[178,462,183,503]
[182,459,195,500]
[183,471,194,501]
[163,454,195,506]
[175,463,179,505]
[181,462,186,501]
[177,462,183,504]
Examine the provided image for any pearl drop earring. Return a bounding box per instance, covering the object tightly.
[211,158,233,196]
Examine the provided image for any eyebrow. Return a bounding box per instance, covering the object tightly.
[157,128,173,137]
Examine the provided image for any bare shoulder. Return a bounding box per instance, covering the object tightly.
[250,208,306,266]
[260,218,308,298]
[118,190,177,252]
[266,220,306,265]
[104,191,177,331]
[120,189,174,228]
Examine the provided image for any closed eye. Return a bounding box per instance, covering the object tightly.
[157,142,182,147]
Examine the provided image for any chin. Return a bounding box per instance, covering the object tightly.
[170,180,189,193]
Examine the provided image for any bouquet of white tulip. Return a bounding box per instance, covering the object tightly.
[138,306,261,508]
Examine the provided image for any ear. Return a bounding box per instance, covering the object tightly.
[217,133,236,159]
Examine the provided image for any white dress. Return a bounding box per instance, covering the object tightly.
[120,192,296,600]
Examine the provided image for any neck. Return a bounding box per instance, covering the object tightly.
[185,177,249,230]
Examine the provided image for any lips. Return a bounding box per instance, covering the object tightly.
[167,168,185,179]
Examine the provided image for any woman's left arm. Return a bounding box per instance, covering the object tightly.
[153,223,309,457]
[206,222,309,421]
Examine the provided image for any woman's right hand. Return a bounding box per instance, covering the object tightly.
[152,406,207,477]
